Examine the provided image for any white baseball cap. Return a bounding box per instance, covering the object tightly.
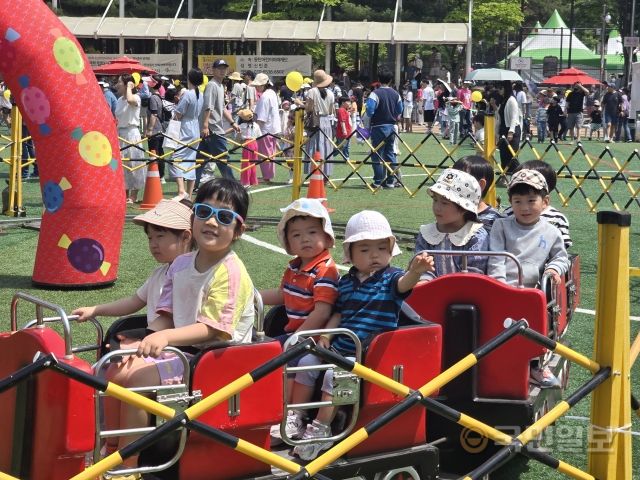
[429,169,481,218]
[277,198,335,255]
[342,210,401,263]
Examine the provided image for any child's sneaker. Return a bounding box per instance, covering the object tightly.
[293,420,333,461]
[270,410,307,445]
[530,365,561,389]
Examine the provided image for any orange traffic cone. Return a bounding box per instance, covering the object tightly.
[139,157,163,210]
[307,151,334,213]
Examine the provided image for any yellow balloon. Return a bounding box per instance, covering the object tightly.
[132,72,141,86]
[174,79,181,86]
[471,90,483,103]
[199,75,209,93]
[2,89,10,101]
[303,77,313,84]
[285,71,304,92]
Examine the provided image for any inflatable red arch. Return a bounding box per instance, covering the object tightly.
[0,0,125,287]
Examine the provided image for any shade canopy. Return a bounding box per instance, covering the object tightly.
[93,56,158,75]
[466,68,524,82]
[59,17,468,45]
[540,67,601,86]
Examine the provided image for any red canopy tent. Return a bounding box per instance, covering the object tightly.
[92,56,158,75]
[540,67,601,86]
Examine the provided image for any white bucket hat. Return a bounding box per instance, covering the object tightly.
[342,210,402,263]
[277,198,335,255]
[429,169,481,218]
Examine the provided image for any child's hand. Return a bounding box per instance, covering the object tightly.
[72,306,96,322]
[136,330,169,358]
[409,252,435,274]
[317,334,331,349]
[545,269,562,285]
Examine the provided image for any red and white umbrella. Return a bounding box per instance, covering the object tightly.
[92,56,158,75]
[540,67,601,86]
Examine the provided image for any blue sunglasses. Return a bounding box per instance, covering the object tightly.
[193,203,244,225]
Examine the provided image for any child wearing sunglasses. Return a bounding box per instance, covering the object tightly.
[101,179,254,472]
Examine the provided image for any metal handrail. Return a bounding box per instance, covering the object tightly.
[93,347,191,477]
[11,292,74,358]
[416,250,525,287]
[278,328,362,447]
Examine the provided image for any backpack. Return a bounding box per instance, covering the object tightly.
[152,94,172,125]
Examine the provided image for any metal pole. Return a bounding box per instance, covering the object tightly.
[627,0,636,86]
[187,0,193,73]
[559,27,563,71]
[466,0,473,74]
[256,0,262,55]
[600,5,607,82]
[119,0,125,54]
[588,211,632,479]
[568,0,575,67]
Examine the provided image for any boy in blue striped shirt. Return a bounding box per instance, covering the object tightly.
[288,210,434,460]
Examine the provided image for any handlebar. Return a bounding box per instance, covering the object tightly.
[417,250,525,288]
[11,292,74,358]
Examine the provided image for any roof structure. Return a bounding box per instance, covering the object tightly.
[59,16,468,45]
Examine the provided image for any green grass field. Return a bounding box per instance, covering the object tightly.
[1,125,639,479]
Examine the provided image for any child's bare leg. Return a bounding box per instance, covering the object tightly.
[291,381,315,406]
[117,359,161,467]
[315,392,338,425]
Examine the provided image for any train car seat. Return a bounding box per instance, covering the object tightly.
[347,322,442,458]
[407,273,547,400]
[0,327,94,480]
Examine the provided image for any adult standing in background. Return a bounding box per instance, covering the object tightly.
[114,74,146,204]
[300,69,336,176]
[497,80,521,184]
[200,59,240,182]
[367,67,403,188]
[243,70,257,111]
[146,75,166,183]
[422,80,435,133]
[170,68,204,200]
[601,82,621,143]
[252,73,281,183]
[100,80,117,116]
[228,71,246,116]
[565,81,588,142]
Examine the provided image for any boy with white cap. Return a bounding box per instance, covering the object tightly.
[287,210,433,460]
[488,169,569,388]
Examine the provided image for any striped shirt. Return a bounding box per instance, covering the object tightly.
[332,266,410,355]
[477,206,503,234]
[502,205,572,248]
[282,250,339,332]
[156,251,254,346]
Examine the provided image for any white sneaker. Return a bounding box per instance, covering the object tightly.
[270,410,307,445]
[530,366,561,389]
[293,420,333,461]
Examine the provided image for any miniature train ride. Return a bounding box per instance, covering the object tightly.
[0,252,581,480]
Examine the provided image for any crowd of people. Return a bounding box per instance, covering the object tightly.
[71,146,572,472]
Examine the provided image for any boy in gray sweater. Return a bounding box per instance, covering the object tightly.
[488,169,569,288]
[488,169,569,388]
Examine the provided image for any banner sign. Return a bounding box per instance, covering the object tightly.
[198,55,311,77]
[87,54,183,75]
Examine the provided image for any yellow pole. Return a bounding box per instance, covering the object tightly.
[291,108,304,201]
[483,113,497,207]
[588,211,632,479]
[5,106,23,216]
